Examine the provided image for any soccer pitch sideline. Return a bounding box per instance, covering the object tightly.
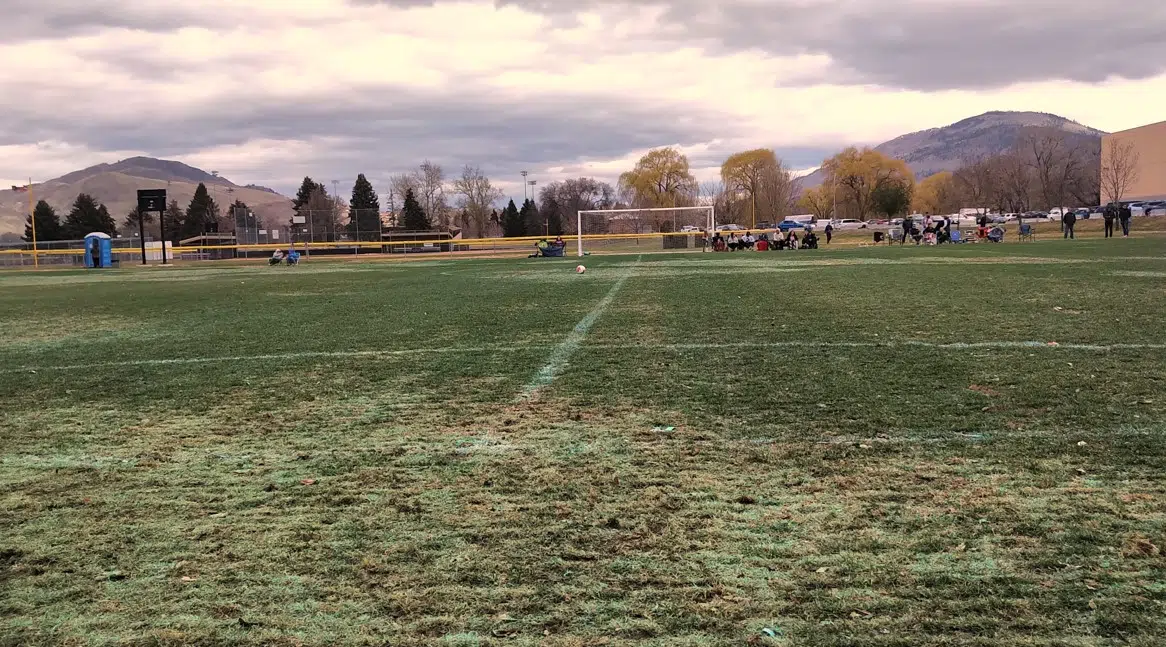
[1,239,1164,646]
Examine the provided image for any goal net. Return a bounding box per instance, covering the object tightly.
[574,206,715,256]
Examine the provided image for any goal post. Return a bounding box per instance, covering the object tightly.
[575,206,716,257]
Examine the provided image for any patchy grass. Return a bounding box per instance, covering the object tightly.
[2,238,1165,646]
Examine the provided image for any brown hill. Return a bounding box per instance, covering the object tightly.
[0,157,292,235]
[799,111,1107,187]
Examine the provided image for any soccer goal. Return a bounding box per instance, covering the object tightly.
[574,206,716,256]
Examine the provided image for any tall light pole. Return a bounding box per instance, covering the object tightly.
[332,179,342,240]
[832,178,837,220]
[521,171,529,202]
[26,178,37,269]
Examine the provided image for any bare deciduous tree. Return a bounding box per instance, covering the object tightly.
[539,178,616,234]
[1021,129,1094,210]
[452,165,504,238]
[953,154,993,209]
[757,161,799,222]
[700,179,740,225]
[1101,139,1141,205]
[417,161,448,229]
[999,152,1034,214]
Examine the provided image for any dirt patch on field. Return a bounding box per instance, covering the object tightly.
[0,314,147,347]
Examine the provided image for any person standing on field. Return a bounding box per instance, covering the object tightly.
[1119,204,1132,237]
[1062,208,1077,239]
[824,222,834,244]
[1103,203,1117,238]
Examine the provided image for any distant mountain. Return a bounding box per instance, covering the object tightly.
[50,157,234,187]
[0,157,293,234]
[800,111,1107,188]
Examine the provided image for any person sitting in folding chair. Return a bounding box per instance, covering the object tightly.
[286,249,301,265]
[802,229,819,249]
[269,249,285,265]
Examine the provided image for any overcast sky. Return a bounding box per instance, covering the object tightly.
[3,0,1165,201]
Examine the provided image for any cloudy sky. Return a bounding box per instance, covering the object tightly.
[3,0,1165,200]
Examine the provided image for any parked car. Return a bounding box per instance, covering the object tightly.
[756,221,775,230]
[715,224,744,232]
[679,225,702,232]
[777,220,808,232]
[832,219,867,230]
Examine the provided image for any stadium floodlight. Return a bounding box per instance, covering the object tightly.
[575,206,715,257]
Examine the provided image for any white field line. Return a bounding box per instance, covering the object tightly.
[0,345,550,375]
[519,258,641,399]
[603,340,1166,352]
[4,339,1164,375]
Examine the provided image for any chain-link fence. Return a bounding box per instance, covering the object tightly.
[0,237,172,267]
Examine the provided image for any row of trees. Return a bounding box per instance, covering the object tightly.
[615,146,801,228]
[287,147,803,240]
[798,128,1111,221]
[285,131,1128,242]
[921,131,1103,217]
[289,163,505,239]
[21,182,238,244]
[23,194,119,242]
[797,148,915,220]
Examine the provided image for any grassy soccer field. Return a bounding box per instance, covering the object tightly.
[2,239,1165,646]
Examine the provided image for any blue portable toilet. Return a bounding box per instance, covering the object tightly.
[83,232,113,268]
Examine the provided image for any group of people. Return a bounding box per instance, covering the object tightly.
[530,236,567,257]
[709,229,819,252]
[894,214,955,245]
[1100,203,1133,239]
[269,248,301,265]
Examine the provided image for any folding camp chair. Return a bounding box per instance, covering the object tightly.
[949,229,964,244]
[1018,223,1036,241]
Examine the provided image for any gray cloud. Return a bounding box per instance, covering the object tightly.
[2,76,796,194]
[0,0,225,42]
[356,0,1166,90]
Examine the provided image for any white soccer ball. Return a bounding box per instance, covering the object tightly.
[576,264,586,274]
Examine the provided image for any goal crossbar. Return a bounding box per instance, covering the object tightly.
[575,206,715,257]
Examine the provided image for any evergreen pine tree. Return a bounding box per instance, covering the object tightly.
[122,207,158,239]
[293,177,320,214]
[23,200,64,242]
[163,200,184,242]
[520,198,541,236]
[62,193,118,238]
[540,195,564,236]
[501,199,524,237]
[348,174,382,240]
[97,203,118,237]
[401,188,431,231]
[183,183,219,239]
